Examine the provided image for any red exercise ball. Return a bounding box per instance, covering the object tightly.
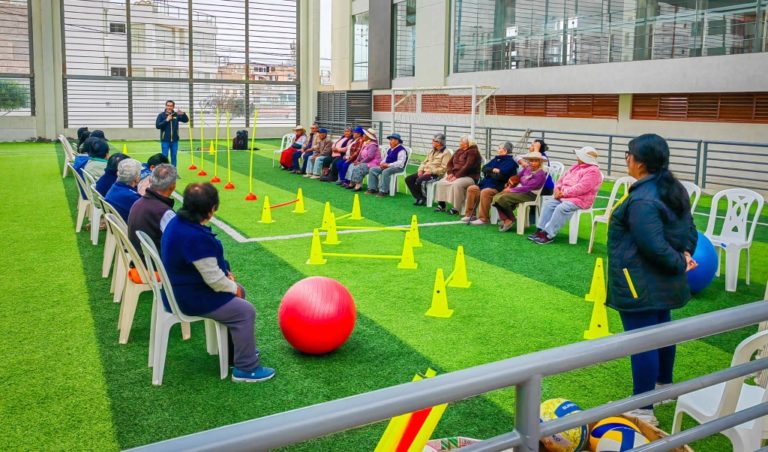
[278,277,356,355]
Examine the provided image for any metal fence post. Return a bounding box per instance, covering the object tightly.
[486,128,493,160]
[607,135,613,176]
[409,123,413,146]
[701,142,709,189]
[694,140,702,187]
[515,374,542,452]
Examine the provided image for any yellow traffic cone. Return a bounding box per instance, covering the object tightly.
[408,215,422,248]
[350,194,364,220]
[257,196,274,224]
[446,245,472,289]
[122,143,129,154]
[583,295,612,340]
[324,212,340,245]
[397,232,418,270]
[306,229,327,265]
[584,258,606,303]
[208,141,215,155]
[320,201,332,230]
[292,188,306,214]
[425,268,453,318]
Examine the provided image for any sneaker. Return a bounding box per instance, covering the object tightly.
[498,221,515,232]
[303,174,312,178]
[434,205,446,213]
[310,175,321,179]
[470,219,489,226]
[624,408,658,427]
[527,229,543,241]
[448,208,459,215]
[533,233,554,244]
[460,215,473,223]
[231,366,276,383]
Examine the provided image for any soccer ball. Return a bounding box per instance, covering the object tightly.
[539,398,588,452]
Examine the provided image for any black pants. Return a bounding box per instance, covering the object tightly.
[327,156,343,181]
[405,173,439,200]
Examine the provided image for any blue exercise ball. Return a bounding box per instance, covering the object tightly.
[687,232,718,294]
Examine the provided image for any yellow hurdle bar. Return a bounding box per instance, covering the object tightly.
[322,253,401,260]
[334,226,409,231]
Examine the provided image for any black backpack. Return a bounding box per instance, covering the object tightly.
[233,130,248,150]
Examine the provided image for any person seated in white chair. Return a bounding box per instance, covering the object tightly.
[366,133,407,197]
[434,135,483,215]
[529,146,603,244]
[491,151,547,232]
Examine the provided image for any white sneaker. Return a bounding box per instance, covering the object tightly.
[460,215,473,223]
[625,408,658,427]
[470,219,489,226]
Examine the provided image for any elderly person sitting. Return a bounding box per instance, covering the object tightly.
[367,133,407,197]
[105,158,143,221]
[291,123,318,174]
[307,128,333,178]
[516,139,554,196]
[405,134,451,206]
[161,183,275,383]
[321,127,354,182]
[279,125,308,170]
[434,135,482,215]
[491,151,547,232]
[346,128,381,192]
[529,146,603,244]
[336,127,365,186]
[127,163,177,257]
[95,152,129,197]
[137,153,170,196]
[462,141,518,224]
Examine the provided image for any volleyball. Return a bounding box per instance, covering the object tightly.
[595,426,649,451]
[589,417,641,451]
[539,398,588,452]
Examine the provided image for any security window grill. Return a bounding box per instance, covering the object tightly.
[0,0,34,116]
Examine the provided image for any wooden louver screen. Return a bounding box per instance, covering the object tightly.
[632,93,768,123]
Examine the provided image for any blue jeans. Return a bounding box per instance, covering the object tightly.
[312,156,330,175]
[293,151,313,173]
[161,141,179,167]
[619,310,674,408]
[368,166,400,193]
[536,199,581,239]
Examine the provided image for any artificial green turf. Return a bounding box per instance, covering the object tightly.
[0,143,119,451]
[5,139,763,451]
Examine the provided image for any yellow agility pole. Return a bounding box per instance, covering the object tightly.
[188,117,197,170]
[245,109,259,200]
[224,111,235,190]
[197,109,207,176]
[211,107,221,183]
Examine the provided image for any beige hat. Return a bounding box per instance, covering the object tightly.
[363,128,378,141]
[520,151,544,161]
[574,146,599,166]
[293,125,305,131]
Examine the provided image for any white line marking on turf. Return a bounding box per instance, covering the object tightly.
[171,192,462,243]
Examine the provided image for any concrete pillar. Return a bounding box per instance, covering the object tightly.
[367,0,391,90]
[413,0,449,87]
[299,0,321,127]
[330,0,352,91]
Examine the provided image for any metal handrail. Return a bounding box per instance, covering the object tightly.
[129,300,768,452]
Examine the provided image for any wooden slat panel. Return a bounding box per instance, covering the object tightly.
[373,94,391,112]
[545,96,568,117]
[719,94,754,122]
[632,95,660,119]
[566,95,594,118]
[524,95,546,116]
[687,94,719,121]
[633,93,768,123]
[658,96,689,119]
[592,95,620,119]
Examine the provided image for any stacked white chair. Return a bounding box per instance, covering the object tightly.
[101,202,128,303]
[704,188,764,292]
[672,329,768,450]
[84,177,104,246]
[587,176,636,253]
[136,231,228,386]
[59,135,76,178]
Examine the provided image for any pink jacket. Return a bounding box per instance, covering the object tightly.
[555,163,602,209]
[357,141,381,168]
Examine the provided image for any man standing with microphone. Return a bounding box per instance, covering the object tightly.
[155,100,189,167]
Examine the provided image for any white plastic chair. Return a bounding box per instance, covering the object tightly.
[546,161,565,185]
[387,146,412,196]
[136,231,228,386]
[85,178,104,246]
[59,135,76,178]
[566,171,606,245]
[94,193,118,279]
[681,180,702,214]
[704,188,765,292]
[587,176,636,253]
[70,163,93,233]
[273,133,295,167]
[101,201,128,303]
[105,214,154,344]
[672,329,768,451]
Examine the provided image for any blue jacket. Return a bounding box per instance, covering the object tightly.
[95,169,117,197]
[606,174,698,312]
[155,111,190,142]
[105,181,141,222]
[478,155,518,191]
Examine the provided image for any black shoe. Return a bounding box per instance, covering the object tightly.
[413,199,422,206]
[365,189,378,194]
[434,206,446,212]
[448,208,459,215]
[418,198,427,206]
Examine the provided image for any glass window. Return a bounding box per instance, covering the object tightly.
[0,0,33,116]
[110,22,126,33]
[352,12,369,81]
[131,23,146,54]
[452,0,766,73]
[392,0,417,78]
[110,67,127,76]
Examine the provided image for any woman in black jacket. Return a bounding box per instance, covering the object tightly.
[606,133,698,426]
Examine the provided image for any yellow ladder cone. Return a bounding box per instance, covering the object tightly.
[306,229,327,265]
[324,212,341,245]
[584,258,606,303]
[208,141,215,155]
[426,268,453,318]
[408,215,422,248]
[350,194,364,220]
[397,232,418,270]
[122,143,129,154]
[320,202,332,230]
[447,245,472,288]
[257,196,275,224]
[292,188,306,214]
[583,258,611,339]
